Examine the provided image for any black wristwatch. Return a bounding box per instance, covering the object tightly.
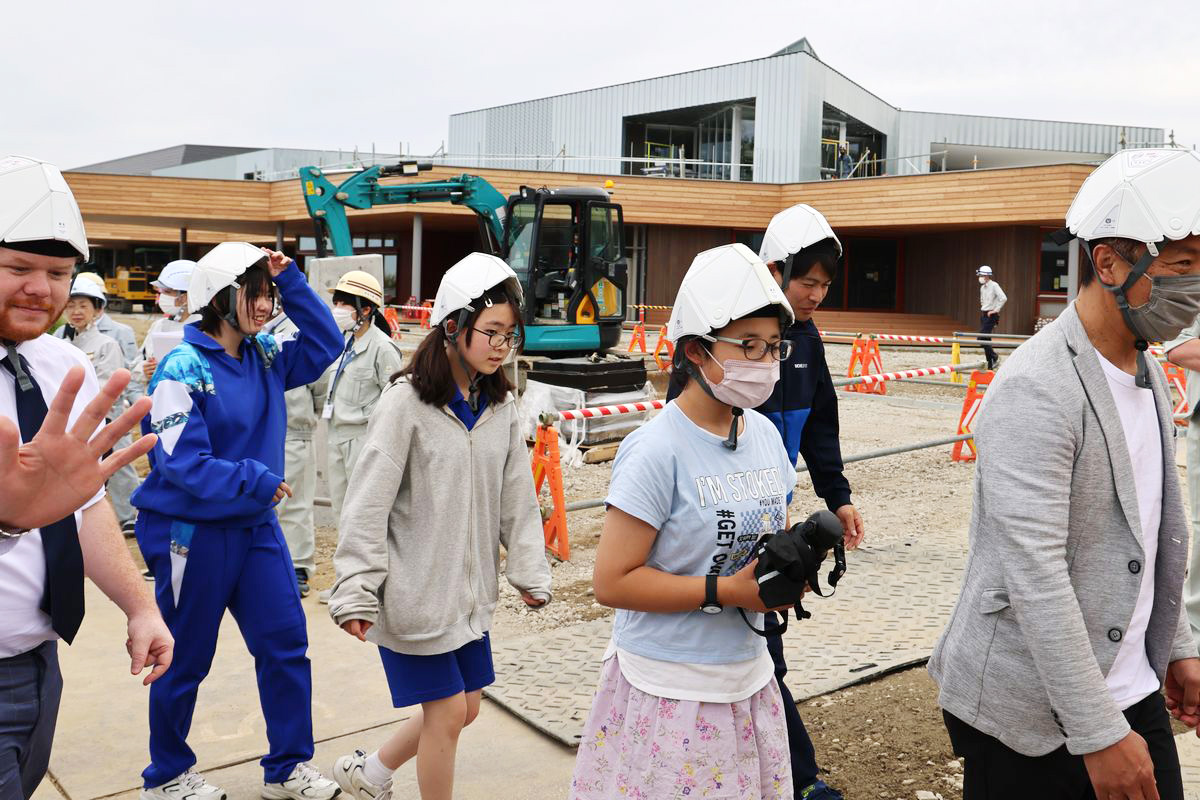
[700,573,723,615]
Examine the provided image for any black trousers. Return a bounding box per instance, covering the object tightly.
[943,692,1184,800]
[979,312,999,367]
[0,642,62,800]
[765,612,823,791]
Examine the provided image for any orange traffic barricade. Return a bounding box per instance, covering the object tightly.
[845,336,885,395]
[628,307,648,354]
[530,424,570,560]
[382,307,403,340]
[1165,361,1189,421]
[951,369,995,462]
[652,325,674,371]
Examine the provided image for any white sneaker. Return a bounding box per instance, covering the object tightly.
[263,762,341,800]
[332,750,391,800]
[318,589,332,605]
[140,769,227,800]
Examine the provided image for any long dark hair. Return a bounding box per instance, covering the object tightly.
[398,285,523,407]
[332,289,392,336]
[198,259,276,334]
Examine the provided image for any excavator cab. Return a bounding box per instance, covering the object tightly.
[502,187,627,352]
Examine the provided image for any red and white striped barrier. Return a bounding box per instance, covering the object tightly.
[395,305,431,315]
[556,399,665,422]
[834,364,970,387]
[873,333,948,343]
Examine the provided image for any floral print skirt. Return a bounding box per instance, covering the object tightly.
[570,655,792,799]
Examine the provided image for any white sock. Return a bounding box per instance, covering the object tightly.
[362,752,393,787]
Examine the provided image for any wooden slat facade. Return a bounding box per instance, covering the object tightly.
[68,162,1093,235]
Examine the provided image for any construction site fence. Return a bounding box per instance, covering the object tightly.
[832,362,984,388]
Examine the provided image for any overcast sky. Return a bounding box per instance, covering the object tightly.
[4,0,1196,170]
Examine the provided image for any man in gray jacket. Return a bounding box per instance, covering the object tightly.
[930,148,1200,799]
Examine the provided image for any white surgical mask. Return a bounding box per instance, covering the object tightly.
[332,306,357,332]
[157,294,179,316]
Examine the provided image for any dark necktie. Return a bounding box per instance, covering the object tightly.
[2,345,86,644]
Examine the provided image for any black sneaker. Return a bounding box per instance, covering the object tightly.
[142,569,154,582]
[296,569,310,598]
[122,520,137,538]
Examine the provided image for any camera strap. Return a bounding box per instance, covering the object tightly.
[738,607,789,637]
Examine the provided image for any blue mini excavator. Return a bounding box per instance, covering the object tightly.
[299,161,628,355]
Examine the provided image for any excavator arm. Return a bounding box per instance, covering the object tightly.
[299,162,507,257]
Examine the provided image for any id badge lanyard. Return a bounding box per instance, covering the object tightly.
[323,337,356,420]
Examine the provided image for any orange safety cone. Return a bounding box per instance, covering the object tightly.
[1165,361,1189,421]
[845,336,886,395]
[652,325,674,371]
[420,299,433,329]
[530,424,570,560]
[951,370,995,462]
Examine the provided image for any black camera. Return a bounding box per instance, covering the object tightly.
[739,510,847,637]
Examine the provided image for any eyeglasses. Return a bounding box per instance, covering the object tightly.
[472,327,523,349]
[702,334,793,362]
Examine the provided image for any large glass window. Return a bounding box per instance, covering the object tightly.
[1040,230,1069,292]
[505,202,538,272]
[622,99,755,181]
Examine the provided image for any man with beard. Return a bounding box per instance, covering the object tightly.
[0,155,174,800]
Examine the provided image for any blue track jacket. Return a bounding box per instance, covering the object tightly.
[132,263,343,526]
[666,317,851,512]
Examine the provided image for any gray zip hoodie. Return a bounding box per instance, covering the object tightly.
[328,378,552,655]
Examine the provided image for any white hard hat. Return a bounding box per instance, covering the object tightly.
[1066,148,1200,253]
[75,271,106,289]
[153,260,196,292]
[431,252,523,328]
[667,243,794,344]
[0,155,88,260]
[329,270,384,307]
[976,265,993,276]
[759,204,842,266]
[188,242,266,313]
[68,276,106,308]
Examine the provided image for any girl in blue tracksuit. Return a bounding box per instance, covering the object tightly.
[132,245,343,800]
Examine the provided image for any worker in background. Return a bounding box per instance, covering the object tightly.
[61,278,141,537]
[65,270,143,536]
[318,271,403,604]
[62,271,139,367]
[1164,321,1200,656]
[265,306,328,599]
[135,260,195,382]
[836,144,854,179]
[977,265,1007,370]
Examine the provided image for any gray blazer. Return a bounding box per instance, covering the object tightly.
[929,303,1195,757]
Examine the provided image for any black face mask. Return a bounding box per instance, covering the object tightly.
[738,510,846,637]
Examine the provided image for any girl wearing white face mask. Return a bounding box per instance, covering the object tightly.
[136,260,195,383]
[322,271,404,533]
[571,244,799,800]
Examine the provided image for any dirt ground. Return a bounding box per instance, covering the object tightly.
[112,314,1192,799]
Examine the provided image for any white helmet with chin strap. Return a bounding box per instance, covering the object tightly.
[668,243,794,449]
[188,242,267,318]
[759,204,842,288]
[68,276,107,309]
[431,252,524,410]
[1059,147,1200,385]
[153,260,196,292]
[0,156,89,261]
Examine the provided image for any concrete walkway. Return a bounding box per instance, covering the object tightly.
[33,583,577,800]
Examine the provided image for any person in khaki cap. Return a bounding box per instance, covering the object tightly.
[318,271,403,599]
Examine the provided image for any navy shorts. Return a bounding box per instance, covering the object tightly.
[377,633,495,707]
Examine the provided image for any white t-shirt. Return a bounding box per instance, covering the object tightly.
[0,334,106,658]
[1096,352,1163,710]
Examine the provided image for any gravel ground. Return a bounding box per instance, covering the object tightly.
[113,315,1193,799]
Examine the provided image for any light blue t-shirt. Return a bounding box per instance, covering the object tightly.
[605,401,797,665]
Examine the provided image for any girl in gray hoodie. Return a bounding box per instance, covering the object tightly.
[327,253,552,800]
